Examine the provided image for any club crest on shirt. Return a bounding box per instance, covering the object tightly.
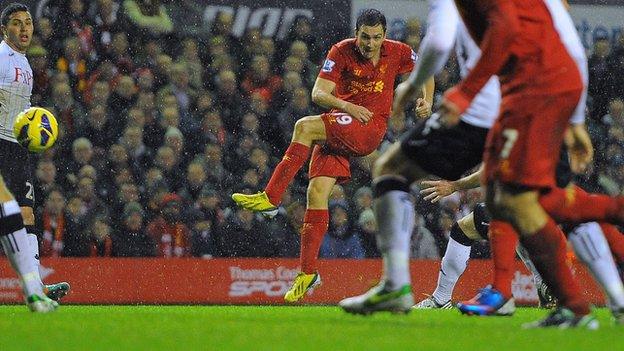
[322,59,336,73]
[379,64,387,74]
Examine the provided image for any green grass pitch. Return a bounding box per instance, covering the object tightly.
[0,306,621,350]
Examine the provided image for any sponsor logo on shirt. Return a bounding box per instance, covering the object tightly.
[13,67,32,85]
[348,80,384,94]
[322,59,336,73]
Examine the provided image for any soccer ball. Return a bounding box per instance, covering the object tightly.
[13,107,59,153]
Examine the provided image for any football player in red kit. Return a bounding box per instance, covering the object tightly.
[437,0,597,328]
[232,9,434,302]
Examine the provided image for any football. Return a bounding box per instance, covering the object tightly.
[12,107,59,153]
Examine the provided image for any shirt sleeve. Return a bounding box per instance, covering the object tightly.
[317,45,345,83]
[544,0,587,125]
[445,0,520,113]
[397,44,416,75]
[0,55,8,81]
[406,0,459,88]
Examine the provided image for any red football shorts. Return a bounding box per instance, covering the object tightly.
[483,89,582,189]
[309,112,386,183]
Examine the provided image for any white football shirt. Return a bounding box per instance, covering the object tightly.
[544,0,588,125]
[0,40,33,143]
[455,22,500,129]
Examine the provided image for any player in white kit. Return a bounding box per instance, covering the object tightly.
[0,3,69,311]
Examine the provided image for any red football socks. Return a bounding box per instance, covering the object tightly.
[540,186,624,224]
[600,223,624,265]
[300,209,329,274]
[489,220,519,299]
[265,142,310,205]
[520,218,590,316]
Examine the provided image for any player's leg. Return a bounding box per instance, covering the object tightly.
[0,175,56,312]
[19,206,45,287]
[460,92,594,326]
[599,223,624,267]
[539,185,624,225]
[498,187,598,328]
[460,185,591,322]
[567,222,624,324]
[2,141,70,301]
[232,115,325,215]
[372,142,428,292]
[25,228,70,301]
[416,211,479,309]
[515,244,558,308]
[538,186,624,316]
[340,142,429,314]
[540,186,624,265]
[283,176,334,302]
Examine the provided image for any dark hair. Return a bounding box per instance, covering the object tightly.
[355,9,386,33]
[1,3,30,26]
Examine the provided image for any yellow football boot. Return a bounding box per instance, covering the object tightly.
[231,191,278,218]
[284,272,321,302]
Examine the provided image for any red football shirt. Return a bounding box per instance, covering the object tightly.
[318,38,415,121]
[447,0,582,113]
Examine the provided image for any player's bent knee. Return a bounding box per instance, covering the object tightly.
[457,214,482,242]
[293,116,324,141]
[450,221,475,246]
[372,155,390,178]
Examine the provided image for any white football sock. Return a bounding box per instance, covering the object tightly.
[26,233,44,287]
[516,244,543,286]
[568,222,624,309]
[432,237,471,304]
[374,190,414,290]
[0,200,44,297]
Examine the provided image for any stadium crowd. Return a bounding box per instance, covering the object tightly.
[16,0,623,260]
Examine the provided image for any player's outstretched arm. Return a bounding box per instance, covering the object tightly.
[392,0,458,116]
[312,77,373,123]
[419,164,483,202]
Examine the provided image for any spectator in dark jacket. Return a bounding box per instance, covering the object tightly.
[113,202,156,257]
[320,201,365,259]
[219,207,275,257]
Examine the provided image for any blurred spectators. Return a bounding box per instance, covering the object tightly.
[146,193,191,257]
[90,216,113,256]
[23,9,620,260]
[410,214,440,259]
[39,189,67,257]
[355,209,380,258]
